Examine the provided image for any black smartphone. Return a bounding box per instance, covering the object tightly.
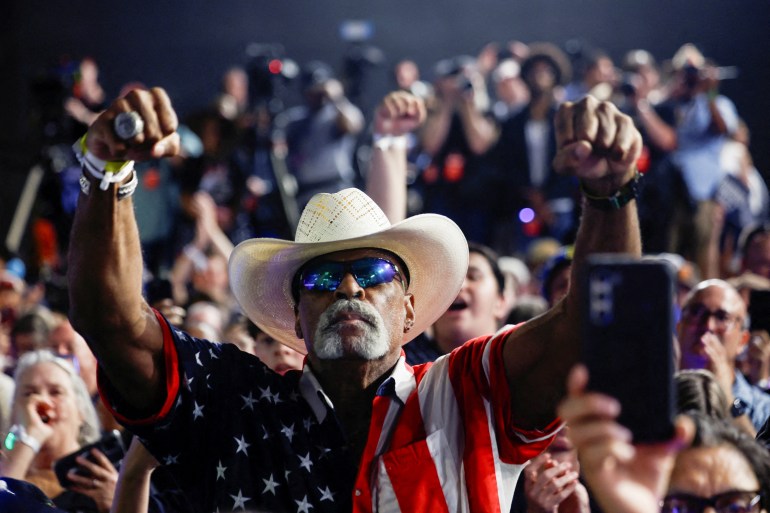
[580,255,676,443]
[748,289,770,334]
[54,430,125,488]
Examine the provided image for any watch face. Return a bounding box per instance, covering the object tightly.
[3,431,16,451]
[731,398,749,417]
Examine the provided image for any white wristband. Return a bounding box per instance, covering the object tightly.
[72,135,136,190]
[79,170,138,200]
[372,133,408,151]
[5,424,41,453]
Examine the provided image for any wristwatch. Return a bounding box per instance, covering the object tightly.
[3,424,41,453]
[580,169,643,211]
[731,397,749,418]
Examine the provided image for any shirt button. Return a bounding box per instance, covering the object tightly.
[355,489,362,497]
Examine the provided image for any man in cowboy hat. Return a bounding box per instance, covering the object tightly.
[67,89,642,512]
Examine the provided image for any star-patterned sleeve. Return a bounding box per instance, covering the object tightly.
[98,311,357,513]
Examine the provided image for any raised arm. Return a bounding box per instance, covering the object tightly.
[557,365,694,513]
[503,96,643,429]
[365,91,426,223]
[68,88,180,414]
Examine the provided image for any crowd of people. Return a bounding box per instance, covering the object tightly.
[0,36,768,513]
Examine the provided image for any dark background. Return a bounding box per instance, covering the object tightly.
[1,0,769,245]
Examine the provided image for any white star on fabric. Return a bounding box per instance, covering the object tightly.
[280,423,296,443]
[262,426,271,440]
[317,486,335,502]
[184,374,194,390]
[241,392,258,411]
[271,390,283,404]
[303,417,313,432]
[209,348,219,359]
[289,390,300,402]
[262,474,280,495]
[0,479,16,495]
[163,454,180,465]
[295,495,314,513]
[230,490,251,510]
[195,352,203,366]
[298,452,313,472]
[234,435,251,455]
[259,386,274,402]
[215,461,226,480]
[192,401,204,420]
[206,373,213,389]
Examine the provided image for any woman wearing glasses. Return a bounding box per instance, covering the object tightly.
[558,365,770,513]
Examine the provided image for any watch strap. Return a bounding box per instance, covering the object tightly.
[580,169,642,211]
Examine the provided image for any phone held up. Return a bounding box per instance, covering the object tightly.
[580,254,676,443]
[54,429,125,488]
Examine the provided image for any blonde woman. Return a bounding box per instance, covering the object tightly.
[0,350,118,512]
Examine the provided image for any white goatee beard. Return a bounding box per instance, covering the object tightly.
[313,300,391,360]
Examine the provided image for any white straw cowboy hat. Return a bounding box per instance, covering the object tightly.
[229,188,469,354]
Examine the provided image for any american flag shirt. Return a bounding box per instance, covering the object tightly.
[99,311,559,513]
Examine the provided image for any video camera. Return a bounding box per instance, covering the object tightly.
[434,56,475,92]
[245,43,298,111]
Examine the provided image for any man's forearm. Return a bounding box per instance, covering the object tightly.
[68,179,164,410]
[366,145,408,224]
[458,102,499,154]
[504,97,643,429]
[69,189,146,338]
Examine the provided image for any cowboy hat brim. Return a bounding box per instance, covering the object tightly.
[229,213,469,354]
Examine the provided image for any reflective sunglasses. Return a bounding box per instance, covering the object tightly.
[661,491,762,513]
[297,257,405,293]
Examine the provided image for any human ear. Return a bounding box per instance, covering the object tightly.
[294,309,303,339]
[403,294,415,332]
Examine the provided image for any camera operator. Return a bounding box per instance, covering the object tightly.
[272,61,364,209]
[419,55,500,246]
[666,43,739,279]
[613,49,678,253]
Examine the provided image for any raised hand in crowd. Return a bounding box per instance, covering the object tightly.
[65,448,119,512]
[521,437,589,513]
[366,90,426,222]
[557,365,694,513]
[110,437,159,513]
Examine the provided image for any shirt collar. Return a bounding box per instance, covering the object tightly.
[298,354,416,423]
[732,371,753,402]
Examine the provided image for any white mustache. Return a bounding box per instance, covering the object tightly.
[318,300,379,331]
[313,299,389,360]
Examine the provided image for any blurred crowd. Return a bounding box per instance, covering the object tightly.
[0,37,769,512]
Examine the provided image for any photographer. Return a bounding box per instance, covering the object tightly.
[420,55,500,245]
[271,61,364,209]
[613,49,678,253]
[666,44,739,279]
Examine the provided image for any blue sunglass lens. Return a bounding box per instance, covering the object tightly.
[351,259,397,288]
[300,258,400,291]
[301,263,345,291]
